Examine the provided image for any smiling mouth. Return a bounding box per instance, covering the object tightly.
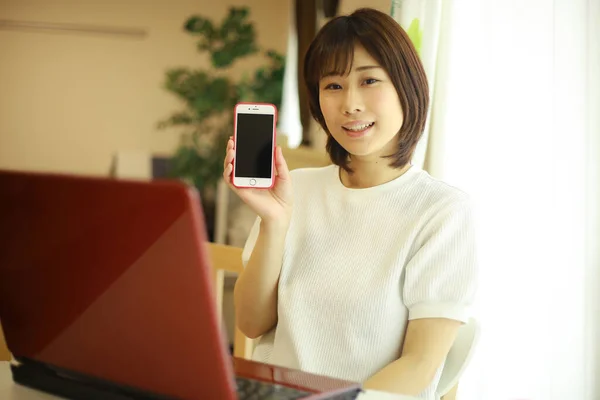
[342,122,375,136]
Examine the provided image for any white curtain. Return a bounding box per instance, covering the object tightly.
[277,2,303,148]
[414,0,600,399]
[390,0,443,169]
[585,0,600,396]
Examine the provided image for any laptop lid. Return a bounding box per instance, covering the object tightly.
[0,170,237,400]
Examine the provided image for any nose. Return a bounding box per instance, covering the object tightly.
[341,87,364,115]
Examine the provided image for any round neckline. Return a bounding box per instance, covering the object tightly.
[330,163,419,195]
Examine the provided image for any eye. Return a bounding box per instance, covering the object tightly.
[364,78,379,85]
[324,83,342,90]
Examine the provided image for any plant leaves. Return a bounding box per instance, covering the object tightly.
[161,6,285,194]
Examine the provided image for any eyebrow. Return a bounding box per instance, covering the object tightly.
[355,65,381,72]
[322,65,382,78]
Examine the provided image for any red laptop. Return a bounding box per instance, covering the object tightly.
[0,169,361,400]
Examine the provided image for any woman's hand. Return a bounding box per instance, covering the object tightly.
[223,137,293,224]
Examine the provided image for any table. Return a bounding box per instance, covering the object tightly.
[0,362,418,400]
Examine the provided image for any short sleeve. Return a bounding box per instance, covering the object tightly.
[241,217,261,267]
[403,198,478,323]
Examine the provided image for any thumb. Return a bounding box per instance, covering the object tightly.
[274,146,291,180]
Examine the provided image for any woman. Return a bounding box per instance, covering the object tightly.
[223,8,477,399]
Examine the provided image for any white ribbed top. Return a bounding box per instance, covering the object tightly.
[241,164,477,399]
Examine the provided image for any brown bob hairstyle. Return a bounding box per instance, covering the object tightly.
[303,8,429,172]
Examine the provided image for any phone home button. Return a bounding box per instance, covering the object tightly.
[249,179,257,186]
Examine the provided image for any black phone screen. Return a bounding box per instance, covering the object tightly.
[235,113,274,178]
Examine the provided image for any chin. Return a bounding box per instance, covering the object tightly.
[339,138,398,161]
[341,144,379,159]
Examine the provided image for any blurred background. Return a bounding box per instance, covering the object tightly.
[0,0,598,399]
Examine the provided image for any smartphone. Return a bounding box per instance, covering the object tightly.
[232,102,277,189]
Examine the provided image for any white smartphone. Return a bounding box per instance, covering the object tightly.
[232,102,277,189]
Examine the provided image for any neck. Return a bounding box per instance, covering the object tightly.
[340,157,412,189]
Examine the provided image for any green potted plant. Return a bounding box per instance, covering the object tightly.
[159,7,285,240]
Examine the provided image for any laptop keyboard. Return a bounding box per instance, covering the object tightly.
[235,376,312,399]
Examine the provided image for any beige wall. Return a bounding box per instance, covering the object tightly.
[0,0,290,176]
[339,0,390,15]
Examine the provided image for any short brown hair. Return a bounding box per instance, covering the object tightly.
[303,8,429,171]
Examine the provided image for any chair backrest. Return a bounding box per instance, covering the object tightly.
[436,318,480,398]
[278,137,330,172]
[109,150,153,180]
[206,243,255,360]
[0,320,11,361]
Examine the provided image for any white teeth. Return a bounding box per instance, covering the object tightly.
[346,122,374,131]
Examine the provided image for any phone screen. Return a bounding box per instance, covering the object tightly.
[235,113,274,178]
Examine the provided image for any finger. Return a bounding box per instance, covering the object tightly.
[223,162,233,181]
[274,146,290,180]
[227,138,234,151]
[223,164,244,196]
[223,148,235,170]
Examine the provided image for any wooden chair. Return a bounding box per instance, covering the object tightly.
[206,242,255,360]
[0,321,10,361]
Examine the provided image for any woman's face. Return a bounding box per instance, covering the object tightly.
[319,45,404,162]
